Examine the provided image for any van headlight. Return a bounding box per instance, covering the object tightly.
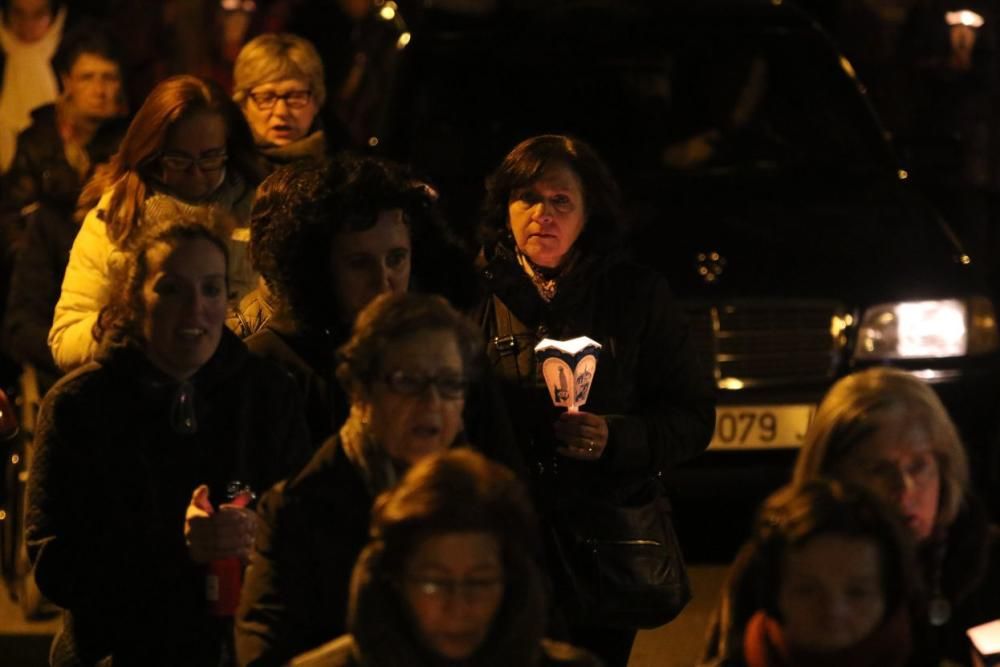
[854,297,999,359]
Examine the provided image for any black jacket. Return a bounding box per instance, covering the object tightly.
[244,310,347,446]
[924,497,1000,665]
[2,203,77,392]
[25,331,312,667]
[236,435,372,667]
[3,103,127,214]
[479,242,716,501]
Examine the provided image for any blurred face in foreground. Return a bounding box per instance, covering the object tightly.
[403,531,505,660]
[836,414,941,542]
[777,533,886,652]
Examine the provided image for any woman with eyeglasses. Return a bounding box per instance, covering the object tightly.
[48,74,263,371]
[236,291,487,667]
[287,448,600,667]
[232,33,329,171]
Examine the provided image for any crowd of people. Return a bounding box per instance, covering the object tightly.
[1,1,999,666]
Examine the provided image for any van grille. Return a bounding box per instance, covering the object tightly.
[684,301,847,387]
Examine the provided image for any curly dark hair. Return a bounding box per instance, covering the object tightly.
[480,134,625,257]
[248,154,440,328]
[94,215,230,348]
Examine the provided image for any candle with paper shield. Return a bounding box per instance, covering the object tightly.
[534,336,602,412]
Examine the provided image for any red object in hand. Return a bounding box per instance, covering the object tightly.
[205,488,253,617]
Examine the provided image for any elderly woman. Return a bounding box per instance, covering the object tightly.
[477,134,716,666]
[290,449,600,667]
[788,367,1000,665]
[232,33,328,169]
[48,74,262,372]
[26,219,311,666]
[236,292,485,667]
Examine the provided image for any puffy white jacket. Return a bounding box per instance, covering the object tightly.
[48,178,256,372]
[47,192,119,371]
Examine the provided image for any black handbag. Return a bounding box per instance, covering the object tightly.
[547,485,691,629]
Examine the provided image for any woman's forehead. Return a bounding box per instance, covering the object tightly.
[853,415,934,460]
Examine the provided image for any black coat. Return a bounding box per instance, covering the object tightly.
[244,311,347,446]
[924,497,1000,665]
[3,103,127,214]
[236,435,372,667]
[2,203,77,392]
[479,243,716,500]
[25,331,312,667]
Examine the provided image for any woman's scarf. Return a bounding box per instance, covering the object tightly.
[513,244,580,303]
[339,408,399,497]
[258,129,326,168]
[0,6,65,171]
[742,607,912,667]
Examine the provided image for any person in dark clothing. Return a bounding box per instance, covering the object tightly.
[786,367,1000,667]
[233,155,432,443]
[26,219,312,667]
[477,134,716,667]
[3,20,127,214]
[236,292,487,667]
[2,22,127,393]
[703,367,1000,667]
[699,479,921,667]
[289,448,601,667]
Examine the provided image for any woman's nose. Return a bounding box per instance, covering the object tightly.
[529,200,552,221]
[373,263,393,293]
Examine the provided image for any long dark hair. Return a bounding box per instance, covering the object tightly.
[76,75,260,245]
[480,134,625,257]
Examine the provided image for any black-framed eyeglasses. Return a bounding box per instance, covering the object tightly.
[381,370,467,400]
[160,152,227,173]
[247,89,312,110]
[404,576,504,603]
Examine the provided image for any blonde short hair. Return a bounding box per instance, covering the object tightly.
[793,367,969,529]
[232,33,326,107]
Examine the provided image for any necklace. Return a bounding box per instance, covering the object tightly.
[515,248,563,302]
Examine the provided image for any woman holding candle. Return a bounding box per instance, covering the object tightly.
[476,134,716,666]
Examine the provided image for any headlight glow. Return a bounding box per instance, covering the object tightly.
[854,298,999,359]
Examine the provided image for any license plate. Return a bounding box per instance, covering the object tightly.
[709,404,816,450]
